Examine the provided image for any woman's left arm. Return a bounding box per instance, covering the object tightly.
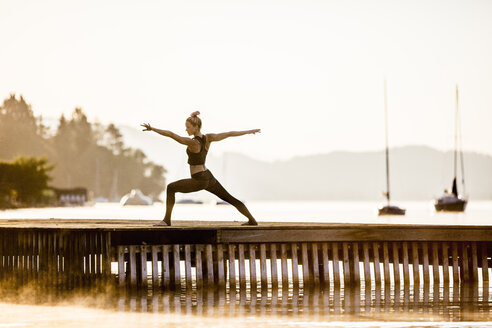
[208,129,261,142]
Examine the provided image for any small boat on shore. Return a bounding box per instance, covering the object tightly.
[120,189,153,206]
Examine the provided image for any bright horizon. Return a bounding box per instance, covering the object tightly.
[1,0,491,162]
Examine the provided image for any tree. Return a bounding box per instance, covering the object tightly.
[0,94,47,160]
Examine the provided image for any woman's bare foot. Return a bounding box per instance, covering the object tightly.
[241,219,258,226]
[154,219,171,226]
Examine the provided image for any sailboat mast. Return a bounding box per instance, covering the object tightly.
[454,85,459,182]
[384,80,390,205]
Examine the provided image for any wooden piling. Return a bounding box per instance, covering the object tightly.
[383,242,390,285]
[249,244,257,289]
[422,242,430,284]
[302,243,311,286]
[321,243,330,286]
[312,243,320,286]
[481,243,489,283]
[238,244,246,289]
[402,242,410,285]
[161,245,171,289]
[270,243,278,288]
[372,242,381,285]
[291,243,299,286]
[432,243,440,284]
[452,242,460,283]
[442,242,449,283]
[216,244,225,287]
[228,244,236,290]
[280,244,288,288]
[332,242,340,285]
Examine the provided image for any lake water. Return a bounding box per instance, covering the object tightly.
[1,200,492,225]
[1,201,492,327]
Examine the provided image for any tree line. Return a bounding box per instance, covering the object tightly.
[0,94,166,207]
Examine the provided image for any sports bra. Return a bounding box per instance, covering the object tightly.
[186,135,208,165]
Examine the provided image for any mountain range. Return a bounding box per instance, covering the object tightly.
[119,125,492,201]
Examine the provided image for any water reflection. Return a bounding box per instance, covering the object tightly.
[112,283,492,321]
[1,282,492,323]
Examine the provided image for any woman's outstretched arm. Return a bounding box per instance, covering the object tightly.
[141,123,196,147]
[208,129,261,142]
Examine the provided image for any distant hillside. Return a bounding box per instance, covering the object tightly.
[119,125,492,201]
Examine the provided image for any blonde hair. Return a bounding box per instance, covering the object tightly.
[186,111,202,129]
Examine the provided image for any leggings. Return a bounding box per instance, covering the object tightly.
[164,170,255,222]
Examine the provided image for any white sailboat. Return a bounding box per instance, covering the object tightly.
[378,80,406,216]
[434,85,468,212]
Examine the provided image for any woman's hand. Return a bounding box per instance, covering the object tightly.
[250,129,261,135]
[141,123,153,131]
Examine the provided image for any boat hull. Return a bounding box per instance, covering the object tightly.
[434,199,467,212]
[378,205,406,216]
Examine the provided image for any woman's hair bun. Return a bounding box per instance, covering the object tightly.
[190,111,200,117]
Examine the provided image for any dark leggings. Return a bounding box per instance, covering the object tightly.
[164,170,255,222]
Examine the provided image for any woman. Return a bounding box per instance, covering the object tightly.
[141,111,260,226]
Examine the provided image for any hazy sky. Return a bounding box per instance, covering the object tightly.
[1,0,491,161]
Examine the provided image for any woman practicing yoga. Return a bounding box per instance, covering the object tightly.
[141,111,260,226]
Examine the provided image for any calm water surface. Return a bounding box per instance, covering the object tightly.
[1,201,492,327]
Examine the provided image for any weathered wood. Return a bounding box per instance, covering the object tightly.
[117,246,126,286]
[195,245,203,288]
[205,244,214,286]
[216,244,225,287]
[2,221,492,291]
[259,244,268,288]
[238,244,246,289]
[392,242,400,285]
[382,242,390,285]
[218,226,492,243]
[452,242,459,283]
[332,242,340,285]
[471,242,478,282]
[343,242,351,285]
[302,243,311,286]
[161,245,170,289]
[129,246,137,287]
[361,242,370,285]
[228,244,236,289]
[140,245,148,288]
[432,243,440,284]
[352,242,360,284]
[462,243,470,281]
[173,244,181,289]
[184,244,192,289]
[270,244,278,288]
[321,243,330,286]
[442,242,449,283]
[312,243,320,286]
[151,246,159,288]
[402,242,409,285]
[291,243,299,286]
[280,244,288,288]
[422,242,430,284]
[373,242,381,285]
[481,243,489,282]
[249,244,257,289]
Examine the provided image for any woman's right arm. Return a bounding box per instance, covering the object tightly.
[141,123,195,147]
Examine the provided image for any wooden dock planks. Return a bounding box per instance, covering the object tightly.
[1,221,492,290]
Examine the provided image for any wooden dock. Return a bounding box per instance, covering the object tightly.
[0,219,491,290]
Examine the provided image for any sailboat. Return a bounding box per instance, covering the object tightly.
[434,85,467,212]
[378,80,406,216]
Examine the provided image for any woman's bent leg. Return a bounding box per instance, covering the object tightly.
[206,180,258,225]
[163,178,207,225]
